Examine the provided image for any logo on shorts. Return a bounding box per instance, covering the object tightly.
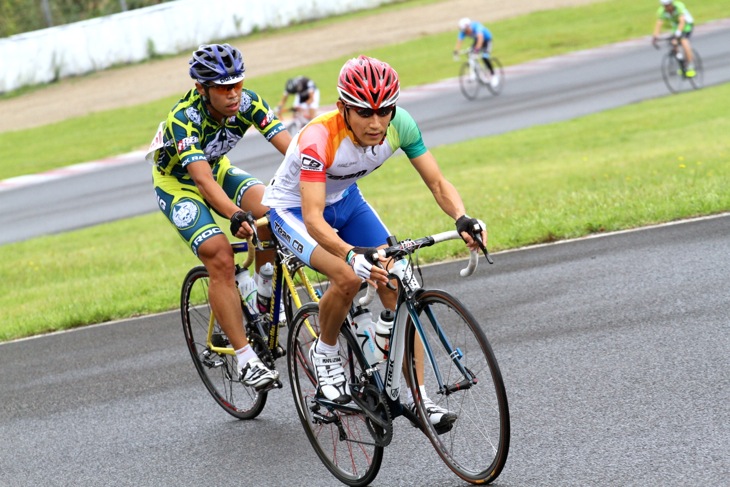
[172,200,199,229]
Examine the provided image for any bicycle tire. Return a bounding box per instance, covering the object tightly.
[661,52,684,94]
[287,302,384,487]
[458,62,481,100]
[485,57,505,96]
[181,265,267,419]
[688,49,704,90]
[404,289,509,484]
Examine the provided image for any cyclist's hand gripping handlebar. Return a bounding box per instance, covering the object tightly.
[455,215,494,264]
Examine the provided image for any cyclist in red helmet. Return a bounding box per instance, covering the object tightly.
[263,56,486,429]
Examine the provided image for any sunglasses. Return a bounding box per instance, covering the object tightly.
[346,104,395,118]
[205,81,244,92]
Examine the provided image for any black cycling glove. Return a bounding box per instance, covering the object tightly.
[230,210,249,236]
[455,215,483,239]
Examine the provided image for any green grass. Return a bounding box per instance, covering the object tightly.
[2,81,728,342]
[2,0,728,180]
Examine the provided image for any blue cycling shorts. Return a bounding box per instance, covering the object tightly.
[268,185,389,267]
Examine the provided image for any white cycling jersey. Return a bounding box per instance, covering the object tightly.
[262,107,426,209]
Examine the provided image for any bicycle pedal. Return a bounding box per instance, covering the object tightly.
[260,379,283,392]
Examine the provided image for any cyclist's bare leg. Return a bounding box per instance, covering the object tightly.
[679,37,694,65]
[239,185,275,273]
[197,233,249,350]
[309,246,362,346]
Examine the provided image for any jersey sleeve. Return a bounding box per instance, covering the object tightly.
[240,89,286,141]
[297,122,334,184]
[387,108,427,159]
[171,108,206,169]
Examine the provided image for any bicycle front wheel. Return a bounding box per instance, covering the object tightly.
[661,52,684,94]
[405,290,509,484]
[181,265,267,419]
[287,303,383,487]
[459,62,481,100]
[485,57,505,96]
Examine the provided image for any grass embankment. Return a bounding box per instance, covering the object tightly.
[1,0,727,179]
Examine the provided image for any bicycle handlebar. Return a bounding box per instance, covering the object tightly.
[359,229,493,305]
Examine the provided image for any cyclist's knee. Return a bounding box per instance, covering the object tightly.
[198,236,235,277]
[329,273,362,301]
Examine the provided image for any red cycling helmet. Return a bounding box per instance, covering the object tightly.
[337,55,400,109]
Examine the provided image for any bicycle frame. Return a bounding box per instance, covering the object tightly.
[203,227,320,358]
[357,231,480,403]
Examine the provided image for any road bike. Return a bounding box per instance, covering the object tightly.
[456,49,505,100]
[275,106,313,135]
[287,229,510,486]
[180,214,325,419]
[655,36,703,94]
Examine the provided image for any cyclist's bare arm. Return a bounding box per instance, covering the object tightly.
[187,160,252,239]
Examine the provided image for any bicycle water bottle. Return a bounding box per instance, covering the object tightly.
[374,309,395,359]
[235,267,258,315]
[256,262,274,314]
[352,306,381,365]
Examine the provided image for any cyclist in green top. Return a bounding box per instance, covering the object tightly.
[148,44,292,391]
[652,0,696,77]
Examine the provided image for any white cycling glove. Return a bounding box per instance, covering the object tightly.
[346,247,378,280]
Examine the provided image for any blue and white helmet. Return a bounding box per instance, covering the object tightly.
[189,44,245,85]
[458,17,471,31]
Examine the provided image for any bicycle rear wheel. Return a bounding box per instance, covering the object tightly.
[661,52,684,94]
[459,62,481,100]
[287,303,384,487]
[181,265,267,419]
[405,289,509,484]
[485,57,505,96]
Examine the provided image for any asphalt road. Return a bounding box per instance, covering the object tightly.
[1,20,729,245]
[1,214,728,486]
[1,23,728,487]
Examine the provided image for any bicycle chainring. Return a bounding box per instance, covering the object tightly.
[352,383,392,447]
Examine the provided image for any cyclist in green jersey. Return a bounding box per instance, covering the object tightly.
[652,0,696,77]
[148,44,292,390]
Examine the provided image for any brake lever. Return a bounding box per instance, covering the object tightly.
[244,211,259,246]
[474,234,494,264]
[370,250,397,291]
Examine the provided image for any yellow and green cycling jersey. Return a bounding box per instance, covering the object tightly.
[151,87,284,178]
[149,87,284,256]
[657,2,694,32]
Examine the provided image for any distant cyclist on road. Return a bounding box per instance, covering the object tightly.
[453,17,500,89]
[148,43,291,391]
[262,55,487,430]
[652,0,696,78]
[276,76,320,122]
